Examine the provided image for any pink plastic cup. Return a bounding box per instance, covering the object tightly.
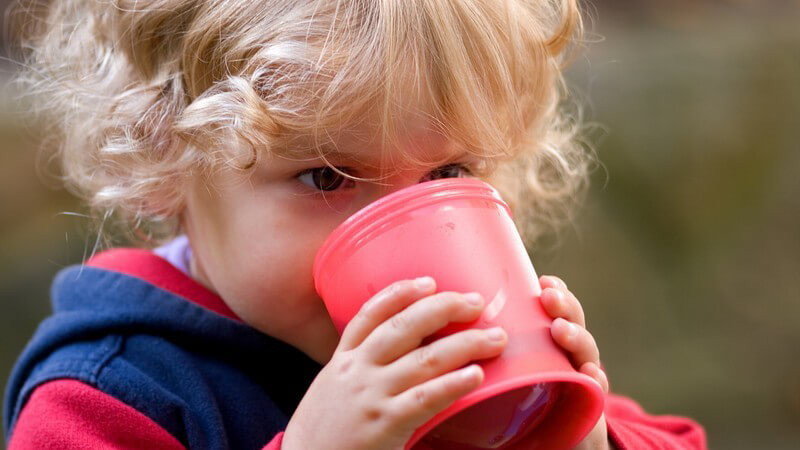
[313,178,605,450]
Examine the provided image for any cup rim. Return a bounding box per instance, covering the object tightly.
[405,370,606,449]
[312,178,510,287]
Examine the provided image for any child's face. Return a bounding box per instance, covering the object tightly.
[181,112,479,363]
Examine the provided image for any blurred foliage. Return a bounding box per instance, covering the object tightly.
[1,2,799,449]
[534,6,800,449]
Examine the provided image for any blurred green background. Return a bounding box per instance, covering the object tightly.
[1,1,798,449]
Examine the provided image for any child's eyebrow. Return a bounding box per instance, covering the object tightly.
[272,134,402,168]
[274,145,375,167]
[271,134,480,170]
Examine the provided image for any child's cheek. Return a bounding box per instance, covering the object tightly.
[315,189,361,210]
[292,192,364,225]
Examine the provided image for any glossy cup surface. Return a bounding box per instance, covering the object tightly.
[313,178,605,450]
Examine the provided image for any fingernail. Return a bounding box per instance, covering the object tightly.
[555,318,575,337]
[415,277,435,290]
[563,320,577,338]
[464,292,483,306]
[461,365,481,381]
[486,327,506,341]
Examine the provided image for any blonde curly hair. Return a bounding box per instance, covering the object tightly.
[6,0,593,245]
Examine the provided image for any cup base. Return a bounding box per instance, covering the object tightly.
[418,382,559,450]
[407,369,604,450]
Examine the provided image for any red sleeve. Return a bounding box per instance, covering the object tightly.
[262,432,284,449]
[8,379,185,450]
[605,393,707,450]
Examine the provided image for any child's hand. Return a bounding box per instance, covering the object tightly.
[282,277,506,450]
[539,275,612,450]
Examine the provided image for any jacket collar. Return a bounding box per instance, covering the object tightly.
[87,248,241,321]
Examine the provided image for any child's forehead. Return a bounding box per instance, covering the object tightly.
[238,4,535,170]
[272,105,464,168]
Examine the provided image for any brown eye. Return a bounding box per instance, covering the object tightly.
[297,167,353,191]
[419,163,472,183]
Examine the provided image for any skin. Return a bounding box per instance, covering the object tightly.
[181,116,611,449]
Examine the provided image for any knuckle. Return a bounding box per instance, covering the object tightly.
[386,283,403,298]
[368,332,388,353]
[426,293,463,322]
[352,382,367,395]
[353,306,373,324]
[389,313,408,332]
[429,295,452,316]
[382,281,407,300]
[435,291,467,310]
[413,386,430,409]
[334,352,355,376]
[395,279,415,294]
[415,346,439,370]
[444,292,468,312]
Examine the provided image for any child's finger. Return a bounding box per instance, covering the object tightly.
[550,318,600,368]
[338,277,437,351]
[361,291,486,364]
[540,287,586,328]
[539,275,568,290]
[579,362,609,393]
[390,364,484,432]
[384,327,506,395]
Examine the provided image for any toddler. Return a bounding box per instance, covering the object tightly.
[4,0,706,449]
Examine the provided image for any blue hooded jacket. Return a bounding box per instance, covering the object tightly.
[3,250,322,449]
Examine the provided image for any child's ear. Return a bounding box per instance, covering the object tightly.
[136,183,188,229]
[173,204,189,230]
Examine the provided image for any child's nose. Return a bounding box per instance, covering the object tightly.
[351,172,426,213]
[340,171,428,223]
[374,172,426,198]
